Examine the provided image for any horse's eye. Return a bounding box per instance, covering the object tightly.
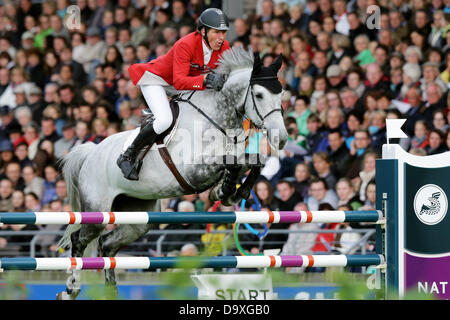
[255,93,263,99]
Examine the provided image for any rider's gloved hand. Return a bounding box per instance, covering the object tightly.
[204,73,227,91]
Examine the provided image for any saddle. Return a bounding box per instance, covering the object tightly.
[136,99,197,194]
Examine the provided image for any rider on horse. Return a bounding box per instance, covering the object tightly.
[118,8,231,180]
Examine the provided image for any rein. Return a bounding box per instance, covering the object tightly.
[173,90,249,145]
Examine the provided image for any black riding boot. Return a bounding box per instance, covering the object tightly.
[117,122,159,180]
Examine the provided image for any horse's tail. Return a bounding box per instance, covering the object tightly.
[57,142,96,250]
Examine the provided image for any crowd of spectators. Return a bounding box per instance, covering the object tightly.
[0,0,449,264]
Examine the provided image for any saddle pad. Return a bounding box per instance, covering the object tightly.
[121,111,181,153]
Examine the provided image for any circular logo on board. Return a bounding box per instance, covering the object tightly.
[414,184,448,225]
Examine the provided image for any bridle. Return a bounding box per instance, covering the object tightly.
[241,75,284,129]
[173,74,283,144]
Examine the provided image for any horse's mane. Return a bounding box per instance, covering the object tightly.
[215,46,254,76]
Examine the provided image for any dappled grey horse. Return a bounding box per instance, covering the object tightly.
[57,47,288,299]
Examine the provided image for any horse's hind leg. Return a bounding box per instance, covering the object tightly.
[64,224,106,299]
[98,224,154,298]
[97,197,160,298]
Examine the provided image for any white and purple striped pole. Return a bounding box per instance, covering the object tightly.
[0,210,383,225]
[0,255,384,271]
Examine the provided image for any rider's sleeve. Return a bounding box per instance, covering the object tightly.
[172,42,205,91]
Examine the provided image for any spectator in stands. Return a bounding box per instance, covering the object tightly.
[23,165,44,200]
[41,163,58,205]
[0,68,15,109]
[77,26,107,76]
[373,45,390,76]
[25,48,46,90]
[23,122,40,160]
[55,177,68,206]
[14,141,34,169]
[315,106,345,151]
[306,177,338,210]
[15,106,33,131]
[368,110,387,154]
[336,177,363,210]
[172,0,195,29]
[0,106,20,141]
[253,179,280,211]
[363,179,376,208]
[355,151,378,202]
[25,191,41,211]
[34,139,57,177]
[38,117,60,149]
[410,119,430,151]
[426,129,447,155]
[432,110,447,133]
[287,95,311,137]
[54,121,75,159]
[353,34,375,68]
[420,62,447,101]
[293,162,311,200]
[43,83,59,106]
[327,128,351,179]
[346,128,375,180]
[276,179,303,211]
[180,243,199,256]
[305,113,327,156]
[421,82,446,127]
[0,177,14,211]
[363,63,390,97]
[12,189,26,212]
[312,151,337,190]
[311,50,328,76]
[1,161,25,191]
[56,46,88,86]
[403,86,425,136]
[28,85,47,124]
[72,120,92,147]
[0,139,16,174]
[339,86,363,115]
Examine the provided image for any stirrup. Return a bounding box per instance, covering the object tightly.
[117,153,143,181]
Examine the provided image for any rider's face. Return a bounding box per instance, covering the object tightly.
[203,28,227,51]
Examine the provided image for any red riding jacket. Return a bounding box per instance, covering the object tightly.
[128,31,230,90]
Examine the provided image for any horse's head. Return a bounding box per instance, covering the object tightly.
[243,53,288,150]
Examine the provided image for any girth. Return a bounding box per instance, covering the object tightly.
[137,99,198,194]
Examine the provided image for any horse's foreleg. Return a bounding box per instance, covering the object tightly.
[209,166,241,205]
[99,224,153,298]
[227,166,262,205]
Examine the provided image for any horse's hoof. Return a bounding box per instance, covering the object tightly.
[221,196,238,207]
[56,291,73,300]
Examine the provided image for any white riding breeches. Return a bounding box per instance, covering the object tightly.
[140,85,173,135]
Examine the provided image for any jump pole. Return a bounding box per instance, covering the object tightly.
[0,255,384,271]
[0,210,383,225]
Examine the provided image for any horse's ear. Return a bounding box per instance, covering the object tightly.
[270,54,283,73]
[253,52,262,74]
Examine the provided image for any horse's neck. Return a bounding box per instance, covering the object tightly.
[184,69,250,130]
[218,68,251,126]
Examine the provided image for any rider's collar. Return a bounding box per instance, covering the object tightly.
[202,39,213,65]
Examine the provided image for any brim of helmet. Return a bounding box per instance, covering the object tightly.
[201,24,229,31]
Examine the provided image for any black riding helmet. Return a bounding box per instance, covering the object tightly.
[197,8,229,48]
